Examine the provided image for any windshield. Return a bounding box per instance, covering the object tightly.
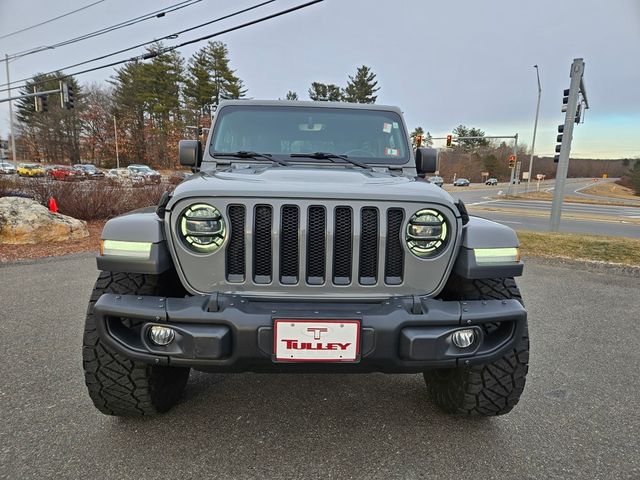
[129,166,152,173]
[210,105,410,165]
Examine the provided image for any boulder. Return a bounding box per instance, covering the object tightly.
[0,196,89,245]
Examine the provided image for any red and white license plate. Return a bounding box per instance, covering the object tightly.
[273,319,360,362]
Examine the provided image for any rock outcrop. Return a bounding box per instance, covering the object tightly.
[0,196,89,244]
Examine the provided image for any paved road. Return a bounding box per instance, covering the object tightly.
[444,179,640,238]
[471,210,640,238]
[445,178,599,204]
[0,255,638,479]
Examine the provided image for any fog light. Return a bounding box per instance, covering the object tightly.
[451,329,476,348]
[149,325,175,346]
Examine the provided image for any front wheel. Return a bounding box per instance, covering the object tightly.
[82,271,190,416]
[424,276,530,416]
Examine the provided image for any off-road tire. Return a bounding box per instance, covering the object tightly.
[82,271,190,416]
[424,275,529,416]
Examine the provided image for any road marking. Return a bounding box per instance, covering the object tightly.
[467,199,500,206]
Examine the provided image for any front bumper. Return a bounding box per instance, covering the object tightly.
[93,293,526,373]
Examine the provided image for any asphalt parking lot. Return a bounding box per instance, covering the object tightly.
[0,255,638,479]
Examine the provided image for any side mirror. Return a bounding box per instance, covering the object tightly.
[179,140,202,167]
[415,147,439,177]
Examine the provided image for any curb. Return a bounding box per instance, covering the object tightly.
[524,255,640,278]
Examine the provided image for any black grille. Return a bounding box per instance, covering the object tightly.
[384,209,404,284]
[226,205,245,282]
[280,206,299,284]
[306,206,326,284]
[253,205,272,283]
[333,207,352,285]
[359,208,379,285]
[223,203,409,287]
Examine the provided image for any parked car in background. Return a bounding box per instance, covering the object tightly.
[426,175,444,187]
[127,164,161,184]
[168,171,193,185]
[453,178,470,186]
[50,165,85,181]
[17,163,45,177]
[107,168,146,187]
[485,177,498,185]
[0,161,16,174]
[74,163,105,180]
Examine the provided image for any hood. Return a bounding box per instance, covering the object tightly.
[169,166,455,205]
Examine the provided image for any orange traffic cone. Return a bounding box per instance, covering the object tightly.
[48,197,58,213]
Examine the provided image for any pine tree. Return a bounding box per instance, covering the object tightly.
[15,72,82,164]
[452,125,489,150]
[285,90,299,100]
[343,65,379,104]
[184,49,215,115]
[308,82,342,101]
[111,61,148,164]
[424,131,434,147]
[184,41,246,115]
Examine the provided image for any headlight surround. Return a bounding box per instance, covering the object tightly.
[179,203,226,253]
[406,209,448,257]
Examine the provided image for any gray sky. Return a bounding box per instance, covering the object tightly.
[1,0,639,158]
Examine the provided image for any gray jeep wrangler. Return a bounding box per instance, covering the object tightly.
[83,100,528,417]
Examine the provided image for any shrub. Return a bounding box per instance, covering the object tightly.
[0,177,174,220]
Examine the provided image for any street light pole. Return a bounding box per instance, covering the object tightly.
[113,115,120,169]
[527,65,542,192]
[4,54,17,163]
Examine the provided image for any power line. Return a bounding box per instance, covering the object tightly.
[8,0,203,60]
[0,0,106,40]
[0,0,275,89]
[3,0,319,93]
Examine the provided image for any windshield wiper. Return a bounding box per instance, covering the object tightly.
[289,152,370,170]
[212,151,290,167]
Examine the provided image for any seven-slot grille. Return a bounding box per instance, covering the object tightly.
[225,204,405,286]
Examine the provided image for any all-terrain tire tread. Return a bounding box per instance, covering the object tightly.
[425,275,529,416]
[82,271,189,416]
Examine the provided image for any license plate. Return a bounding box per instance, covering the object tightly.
[273,319,360,362]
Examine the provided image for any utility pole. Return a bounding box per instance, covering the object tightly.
[113,115,120,169]
[4,54,17,163]
[526,65,542,193]
[550,58,589,231]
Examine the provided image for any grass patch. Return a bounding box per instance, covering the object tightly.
[517,230,640,266]
[579,181,639,203]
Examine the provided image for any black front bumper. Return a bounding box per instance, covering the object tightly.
[93,293,527,373]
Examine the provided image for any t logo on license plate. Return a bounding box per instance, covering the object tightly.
[274,319,360,362]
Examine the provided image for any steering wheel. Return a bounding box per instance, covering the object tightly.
[343,148,373,157]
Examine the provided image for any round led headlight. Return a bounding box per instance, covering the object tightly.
[179,203,226,253]
[406,209,448,257]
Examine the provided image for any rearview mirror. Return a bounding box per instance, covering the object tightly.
[179,140,202,167]
[415,148,439,177]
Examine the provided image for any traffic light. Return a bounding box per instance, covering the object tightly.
[415,134,422,148]
[67,84,75,109]
[35,95,48,113]
[61,82,75,109]
[446,134,452,147]
[561,88,569,112]
[508,155,516,168]
[554,124,564,163]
